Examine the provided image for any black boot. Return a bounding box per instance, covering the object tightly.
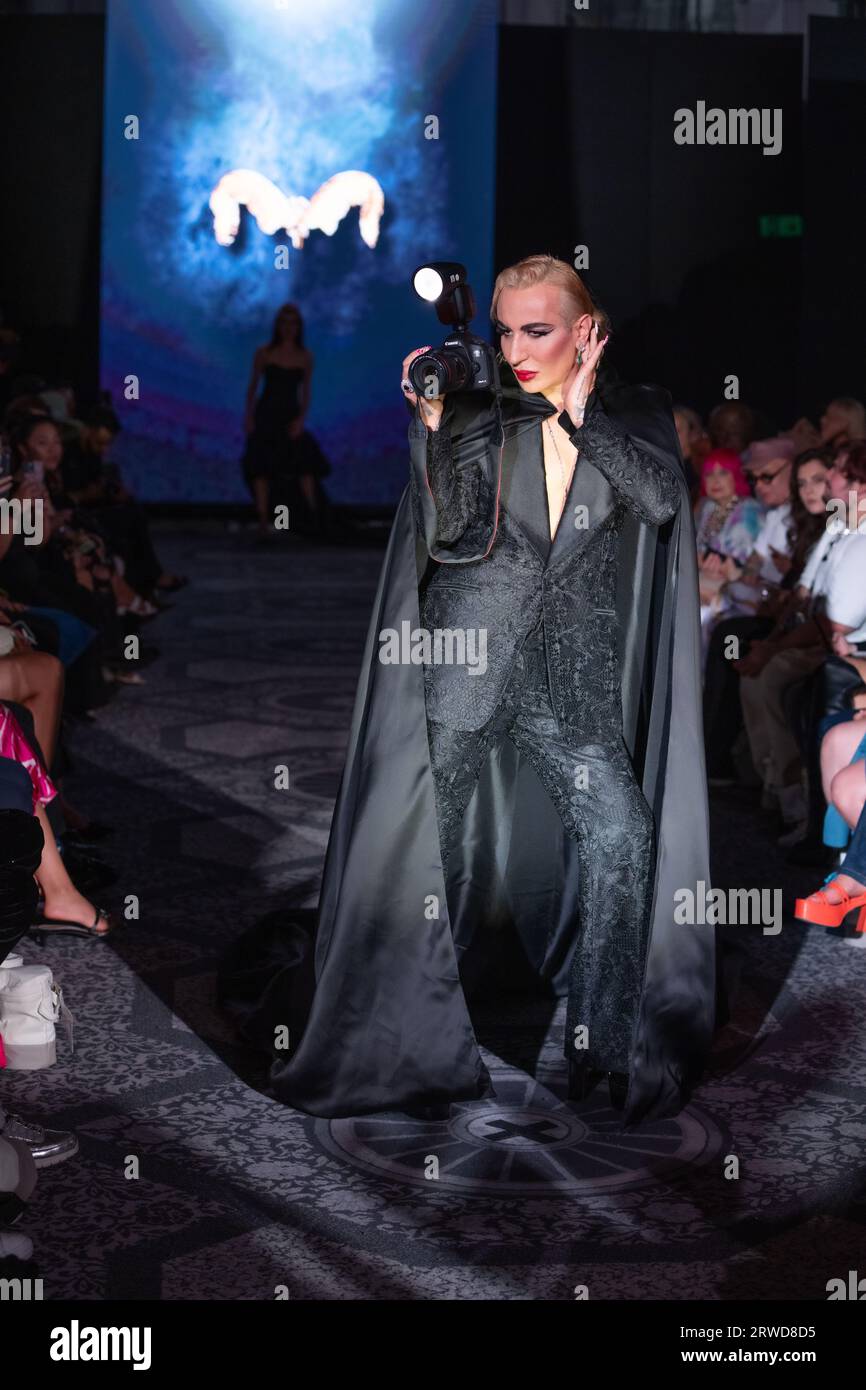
[607,1071,629,1112]
[567,1058,606,1102]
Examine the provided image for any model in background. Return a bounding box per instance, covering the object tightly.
[242,303,330,537]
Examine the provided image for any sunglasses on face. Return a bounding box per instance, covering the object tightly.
[752,462,791,485]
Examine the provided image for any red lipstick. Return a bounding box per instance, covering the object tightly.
[514,370,537,381]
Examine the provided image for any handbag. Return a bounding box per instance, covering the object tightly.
[0,960,73,1069]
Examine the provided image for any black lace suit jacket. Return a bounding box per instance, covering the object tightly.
[409,388,681,739]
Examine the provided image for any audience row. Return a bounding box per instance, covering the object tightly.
[0,359,187,1256]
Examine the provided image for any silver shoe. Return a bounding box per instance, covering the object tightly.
[1,1114,79,1169]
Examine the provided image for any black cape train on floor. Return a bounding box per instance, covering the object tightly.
[219,358,716,1126]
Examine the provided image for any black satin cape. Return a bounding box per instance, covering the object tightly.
[219,358,715,1125]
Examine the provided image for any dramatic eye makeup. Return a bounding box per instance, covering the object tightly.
[494,321,554,338]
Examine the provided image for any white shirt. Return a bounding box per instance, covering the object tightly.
[800,527,866,642]
[753,502,792,582]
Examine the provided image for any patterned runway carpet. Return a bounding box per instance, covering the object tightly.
[2,523,865,1301]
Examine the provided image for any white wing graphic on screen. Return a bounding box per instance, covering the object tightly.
[209,169,385,250]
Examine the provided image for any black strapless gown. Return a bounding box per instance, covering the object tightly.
[241,363,330,486]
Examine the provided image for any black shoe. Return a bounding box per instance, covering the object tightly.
[607,1071,629,1112]
[30,905,114,943]
[567,1059,605,1102]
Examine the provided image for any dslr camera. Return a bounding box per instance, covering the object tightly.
[408,262,496,399]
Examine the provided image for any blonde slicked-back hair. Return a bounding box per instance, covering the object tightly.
[490,254,610,338]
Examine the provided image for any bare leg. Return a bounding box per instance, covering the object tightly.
[0,651,64,766]
[819,762,866,900]
[820,719,866,802]
[300,473,318,521]
[252,476,271,530]
[33,803,110,933]
[111,573,139,606]
[832,761,866,829]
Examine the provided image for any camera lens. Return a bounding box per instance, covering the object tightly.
[408,349,470,398]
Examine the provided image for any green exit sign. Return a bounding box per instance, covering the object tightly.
[759,214,803,238]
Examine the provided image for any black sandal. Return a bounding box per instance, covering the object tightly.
[30,907,114,943]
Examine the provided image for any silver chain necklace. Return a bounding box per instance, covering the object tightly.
[544,417,577,493]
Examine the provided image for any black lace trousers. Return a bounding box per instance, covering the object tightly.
[426,625,655,1073]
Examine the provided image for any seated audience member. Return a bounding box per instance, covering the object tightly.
[38,382,78,435]
[818,396,866,450]
[0,348,186,1244]
[784,395,866,456]
[739,437,797,580]
[735,443,866,839]
[20,413,158,618]
[0,701,112,938]
[0,588,101,715]
[717,437,798,609]
[0,754,43,956]
[62,405,185,596]
[0,604,116,843]
[795,710,866,943]
[809,444,866,727]
[673,404,708,500]
[1,755,78,1219]
[694,449,765,644]
[818,679,866,854]
[703,446,830,782]
[0,414,126,663]
[708,400,757,456]
[1,568,109,719]
[3,407,159,698]
[0,626,64,771]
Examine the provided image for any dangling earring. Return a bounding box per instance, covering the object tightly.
[576,347,583,367]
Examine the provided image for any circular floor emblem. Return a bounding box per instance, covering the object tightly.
[456,1107,583,1149]
[317,1070,722,1194]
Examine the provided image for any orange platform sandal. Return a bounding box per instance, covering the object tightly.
[794,874,866,932]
